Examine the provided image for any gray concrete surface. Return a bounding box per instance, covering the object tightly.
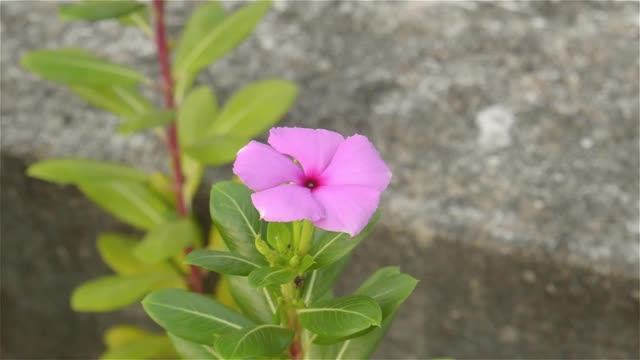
[1,1,639,359]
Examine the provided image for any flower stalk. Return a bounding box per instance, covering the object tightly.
[151,0,203,293]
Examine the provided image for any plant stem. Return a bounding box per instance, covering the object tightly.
[282,283,303,359]
[152,0,203,293]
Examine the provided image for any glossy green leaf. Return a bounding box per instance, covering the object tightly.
[148,172,176,206]
[142,288,254,345]
[134,218,201,264]
[227,275,276,324]
[267,222,292,253]
[297,295,381,338]
[208,80,298,138]
[355,267,419,318]
[70,85,151,117]
[309,210,380,269]
[301,256,349,306]
[307,268,418,359]
[80,182,172,230]
[183,135,247,166]
[248,266,297,288]
[178,86,218,146]
[102,334,176,360]
[97,233,175,275]
[72,274,180,312]
[169,333,220,360]
[209,181,265,261]
[174,2,226,99]
[185,250,261,276]
[103,325,149,348]
[22,49,144,86]
[173,0,270,78]
[214,325,294,359]
[117,109,175,134]
[59,1,144,21]
[27,159,147,185]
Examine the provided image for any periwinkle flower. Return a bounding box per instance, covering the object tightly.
[233,127,391,236]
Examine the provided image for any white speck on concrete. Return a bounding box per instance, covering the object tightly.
[580,137,594,149]
[475,105,515,150]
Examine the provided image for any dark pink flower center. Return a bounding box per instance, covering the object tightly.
[305,178,318,189]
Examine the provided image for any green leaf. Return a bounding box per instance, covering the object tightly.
[174,0,270,79]
[72,274,180,312]
[301,256,349,306]
[117,109,175,134]
[183,135,247,166]
[307,268,418,359]
[27,159,147,185]
[70,85,151,117]
[209,181,265,261]
[134,218,201,264]
[355,267,419,318]
[59,0,144,21]
[297,295,382,338]
[142,288,254,345]
[267,222,292,253]
[185,250,261,276]
[208,80,298,138]
[22,49,144,86]
[214,325,294,359]
[309,210,380,269]
[80,182,172,230]
[181,155,203,203]
[103,325,149,348]
[174,2,226,100]
[178,86,218,146]
[248,266,297,288]
[169,333,220,360]
[102,334,176,360]
[97,233,175,275]
[227,275,276,324]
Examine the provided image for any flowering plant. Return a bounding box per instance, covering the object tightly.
[22,0,416,358]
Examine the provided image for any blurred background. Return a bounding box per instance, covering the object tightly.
[1,1,639,359]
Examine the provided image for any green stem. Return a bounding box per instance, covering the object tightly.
[298,220,314,257]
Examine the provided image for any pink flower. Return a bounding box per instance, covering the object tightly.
[233,127,391,236]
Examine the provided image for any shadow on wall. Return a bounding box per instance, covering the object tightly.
[2,154,639,359]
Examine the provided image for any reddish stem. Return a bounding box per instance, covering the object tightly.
[152,0,203,293]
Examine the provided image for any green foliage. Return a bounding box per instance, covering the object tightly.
[142,288,254,345]
[214,325,294,359]
[22,0,418,358]
[27,159,148,185]
[69,85,151,117]
[208,80,298,139]
[72,273,182,312]
[101,325,177,360]
[297,295,382,338]
[185,250,260,276]
[80,181,172,230]
[248,266,298,288]
[97,233,174,275]
[169,333,220,360]
[117,109,176,134]
[134,218,201,264]
[209,181,265,261]
[173,0,271,95]
[308,210,380,269]
[59,1,144,21]
[22,48,144,86]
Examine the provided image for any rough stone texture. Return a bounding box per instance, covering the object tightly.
[1,1,639,359]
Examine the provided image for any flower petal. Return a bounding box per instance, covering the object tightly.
[268,127,344,177]
[320,135,392,191]
[233,141,303,192]
[311,185,381,236]
[252,184,325,222]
